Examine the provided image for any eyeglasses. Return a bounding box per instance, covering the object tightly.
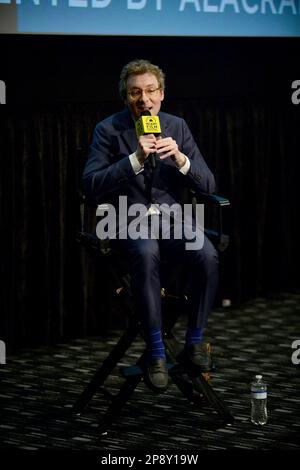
[127,87,161,101]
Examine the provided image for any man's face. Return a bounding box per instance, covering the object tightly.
[125,72,164,119]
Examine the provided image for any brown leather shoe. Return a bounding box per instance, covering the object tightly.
[185,343,213,371]
[144,358,169,393]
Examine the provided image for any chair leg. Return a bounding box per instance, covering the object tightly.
[72,322,140,414]
[163,326,234,425]
[98,373,143,435]
[169,368,197,404]
[188,369,234,425]
[97,354,146,434]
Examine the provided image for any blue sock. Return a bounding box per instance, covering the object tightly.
[147,328,166,360]
[186,327,203,347]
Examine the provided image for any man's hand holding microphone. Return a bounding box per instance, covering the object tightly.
[135,111,186,169]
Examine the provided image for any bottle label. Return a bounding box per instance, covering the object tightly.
[251,391,267,399]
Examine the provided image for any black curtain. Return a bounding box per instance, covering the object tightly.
[1,34,299,352]
[1,98,299,352]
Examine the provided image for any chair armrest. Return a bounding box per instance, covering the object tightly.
[190,190,230,207]
[189,190,230,252]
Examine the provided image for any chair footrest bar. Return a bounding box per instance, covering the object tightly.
[120,363,174,378]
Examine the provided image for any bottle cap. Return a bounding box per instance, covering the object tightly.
[222,298,232,308]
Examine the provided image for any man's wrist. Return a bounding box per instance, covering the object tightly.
[174,153,187,168]
[136,154,145,166]
[178,155,190,175]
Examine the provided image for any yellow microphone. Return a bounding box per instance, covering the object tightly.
[135,111,161,169]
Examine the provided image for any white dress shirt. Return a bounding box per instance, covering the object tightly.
[129,152,191,215]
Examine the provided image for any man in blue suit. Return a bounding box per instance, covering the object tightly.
[83,59,218,392]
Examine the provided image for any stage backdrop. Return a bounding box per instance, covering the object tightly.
[0,35,299,352]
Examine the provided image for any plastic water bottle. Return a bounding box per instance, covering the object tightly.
[251,375,267,425]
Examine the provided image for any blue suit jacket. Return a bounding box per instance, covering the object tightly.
[82,107,215,212]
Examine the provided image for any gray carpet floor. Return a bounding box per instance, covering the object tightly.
[1,292,300,452]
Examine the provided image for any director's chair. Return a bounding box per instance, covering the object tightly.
[73,177,234,434]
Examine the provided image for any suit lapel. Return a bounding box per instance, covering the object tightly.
[115,107,137,154]
[120,127,137,154]
[158,112,169,138]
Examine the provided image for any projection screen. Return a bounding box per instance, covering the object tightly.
[0,0,300,37]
